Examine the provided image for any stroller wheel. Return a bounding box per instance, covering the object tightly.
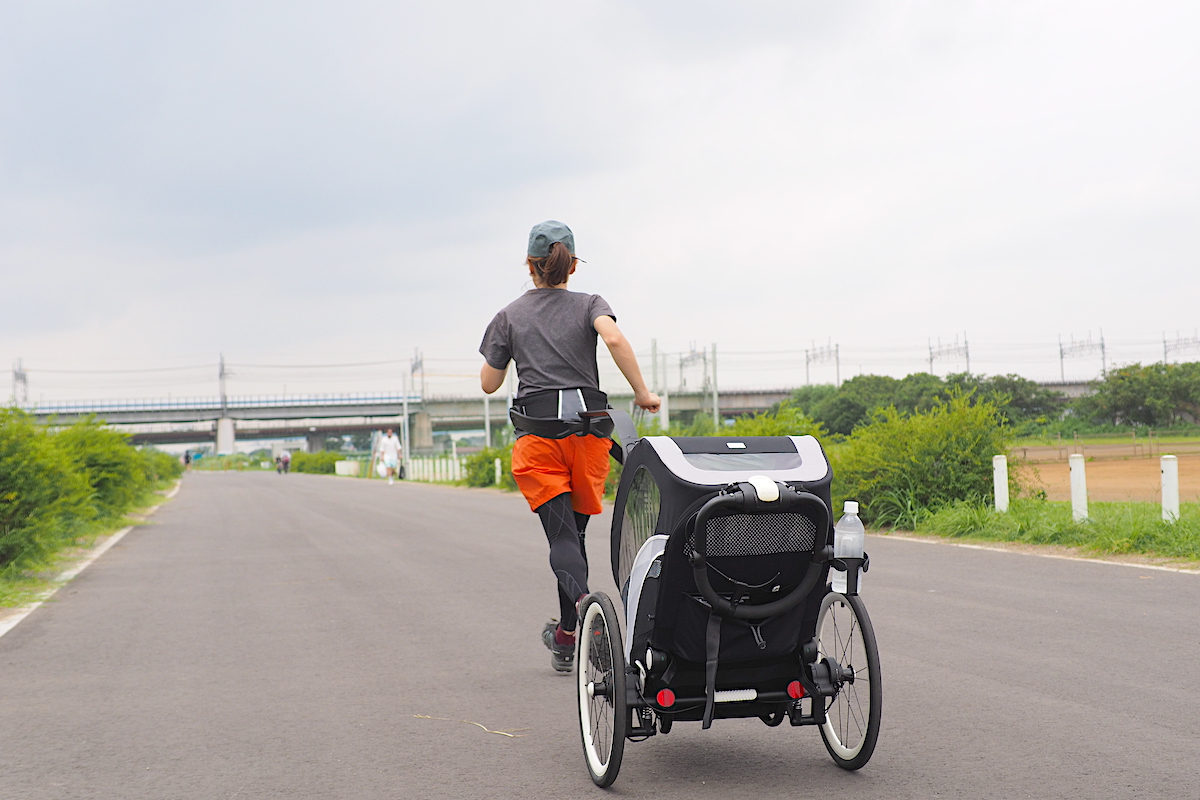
[577,592,627,787]
[816,592,882,770]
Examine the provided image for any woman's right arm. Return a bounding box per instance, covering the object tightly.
[594,316,661,412]
[480,362,507,394]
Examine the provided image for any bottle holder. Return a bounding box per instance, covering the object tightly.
[829,553,869,595]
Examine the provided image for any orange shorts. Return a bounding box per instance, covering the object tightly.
[511,434,612,515]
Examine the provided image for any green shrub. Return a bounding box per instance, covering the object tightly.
[290,451,341,474]
[55,420,150,520]
[724,400,825,438]
[0,409,93,572]
[141,448,184,483]
[832,392,1013,525]
[461,445,518,490]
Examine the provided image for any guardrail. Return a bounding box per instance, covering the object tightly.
[405,456,464,483]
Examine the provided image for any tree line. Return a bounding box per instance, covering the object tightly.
[788,362,1200,435]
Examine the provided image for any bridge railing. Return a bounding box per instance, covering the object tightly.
[23,392,424,415]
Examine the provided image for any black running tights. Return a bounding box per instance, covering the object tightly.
[536,492,590,631]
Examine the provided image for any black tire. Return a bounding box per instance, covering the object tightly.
[816,592,882,770]
[577,592,627,787]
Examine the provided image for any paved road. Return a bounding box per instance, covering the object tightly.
[2,472,1199,799]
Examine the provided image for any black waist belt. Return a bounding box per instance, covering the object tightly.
[510,388,614,440]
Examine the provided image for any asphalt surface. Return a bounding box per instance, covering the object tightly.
[2,472,1199,799]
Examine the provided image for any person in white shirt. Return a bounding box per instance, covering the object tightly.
[377,428,403,485]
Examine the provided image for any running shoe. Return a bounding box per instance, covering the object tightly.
[542,620,575,673]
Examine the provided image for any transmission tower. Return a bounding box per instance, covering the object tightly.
[928,334,970,375]
[1059,332,1106,380]
[1164,331,1200,363]
[805,341,840,385]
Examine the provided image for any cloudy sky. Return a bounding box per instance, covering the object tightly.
[2,0,1197,402]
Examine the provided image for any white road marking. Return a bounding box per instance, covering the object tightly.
[0,479,183,640]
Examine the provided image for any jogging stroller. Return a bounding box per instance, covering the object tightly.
[570,411,881,787]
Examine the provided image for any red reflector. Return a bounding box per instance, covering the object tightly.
[787,681,806,699]
[656,689,676,707]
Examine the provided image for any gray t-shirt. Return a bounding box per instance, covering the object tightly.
[480,288,616,397]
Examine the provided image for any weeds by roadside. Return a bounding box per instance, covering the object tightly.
[1,408,183,607]
[914,499,1200,561]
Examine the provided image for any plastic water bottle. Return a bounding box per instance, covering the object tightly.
[830,501,865,594]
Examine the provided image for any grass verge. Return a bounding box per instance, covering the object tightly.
[912,499,1200,562]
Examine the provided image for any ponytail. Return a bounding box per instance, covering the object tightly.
[527,241,576,287]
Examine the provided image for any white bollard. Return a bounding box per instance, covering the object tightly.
[992,455,1009,513]
[1069,454,1088,522]
[494,457,502,486]
[1162,455,1180,523]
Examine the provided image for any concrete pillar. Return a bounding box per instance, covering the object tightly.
[412,412,433,451]
[992,455,1009,513]
[306,432,323,453]
[216,418,236,455]
[1069,454,1088,522]
[1162,455,1180,523]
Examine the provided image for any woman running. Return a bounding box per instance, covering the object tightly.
[480,220,660,672]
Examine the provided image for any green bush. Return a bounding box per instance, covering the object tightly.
[1,410,181,582]
[724,400,825,438]
[832,392,1014,525]
[141,448,184,483]
[290,451,342,474]
[55,420,150,520]
[461,446,518,490]
[0,410,93,573]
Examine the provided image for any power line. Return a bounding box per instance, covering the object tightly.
[26,364,215,374]
[228,359,407,369]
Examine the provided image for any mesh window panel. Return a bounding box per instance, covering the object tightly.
[692,512,817,557]
[618,466,662,586]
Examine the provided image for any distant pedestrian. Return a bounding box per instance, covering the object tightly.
[376,428,403,485]
[183,451,192,472]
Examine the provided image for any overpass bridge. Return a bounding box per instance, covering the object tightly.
[25,388,793,454]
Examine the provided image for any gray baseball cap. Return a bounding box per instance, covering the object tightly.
[527,220,575,258]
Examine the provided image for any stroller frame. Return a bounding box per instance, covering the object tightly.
[567,410,881,787]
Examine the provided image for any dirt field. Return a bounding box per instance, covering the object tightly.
[1016,454,1200,503]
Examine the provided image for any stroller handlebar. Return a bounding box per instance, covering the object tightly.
[689,483,832,621]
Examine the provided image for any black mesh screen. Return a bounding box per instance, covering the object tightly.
[617,466,662,586]
[692,512,817,557]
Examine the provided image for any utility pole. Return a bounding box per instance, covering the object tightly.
[219,353,228,416]
[651,339,658,393]
[402,370,411,464]
[216,354,235,455]
[711,342,719,429]
[12,359,28,406]
[412,348,425,399]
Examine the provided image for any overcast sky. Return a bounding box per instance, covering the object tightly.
[2,1,1198,401]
